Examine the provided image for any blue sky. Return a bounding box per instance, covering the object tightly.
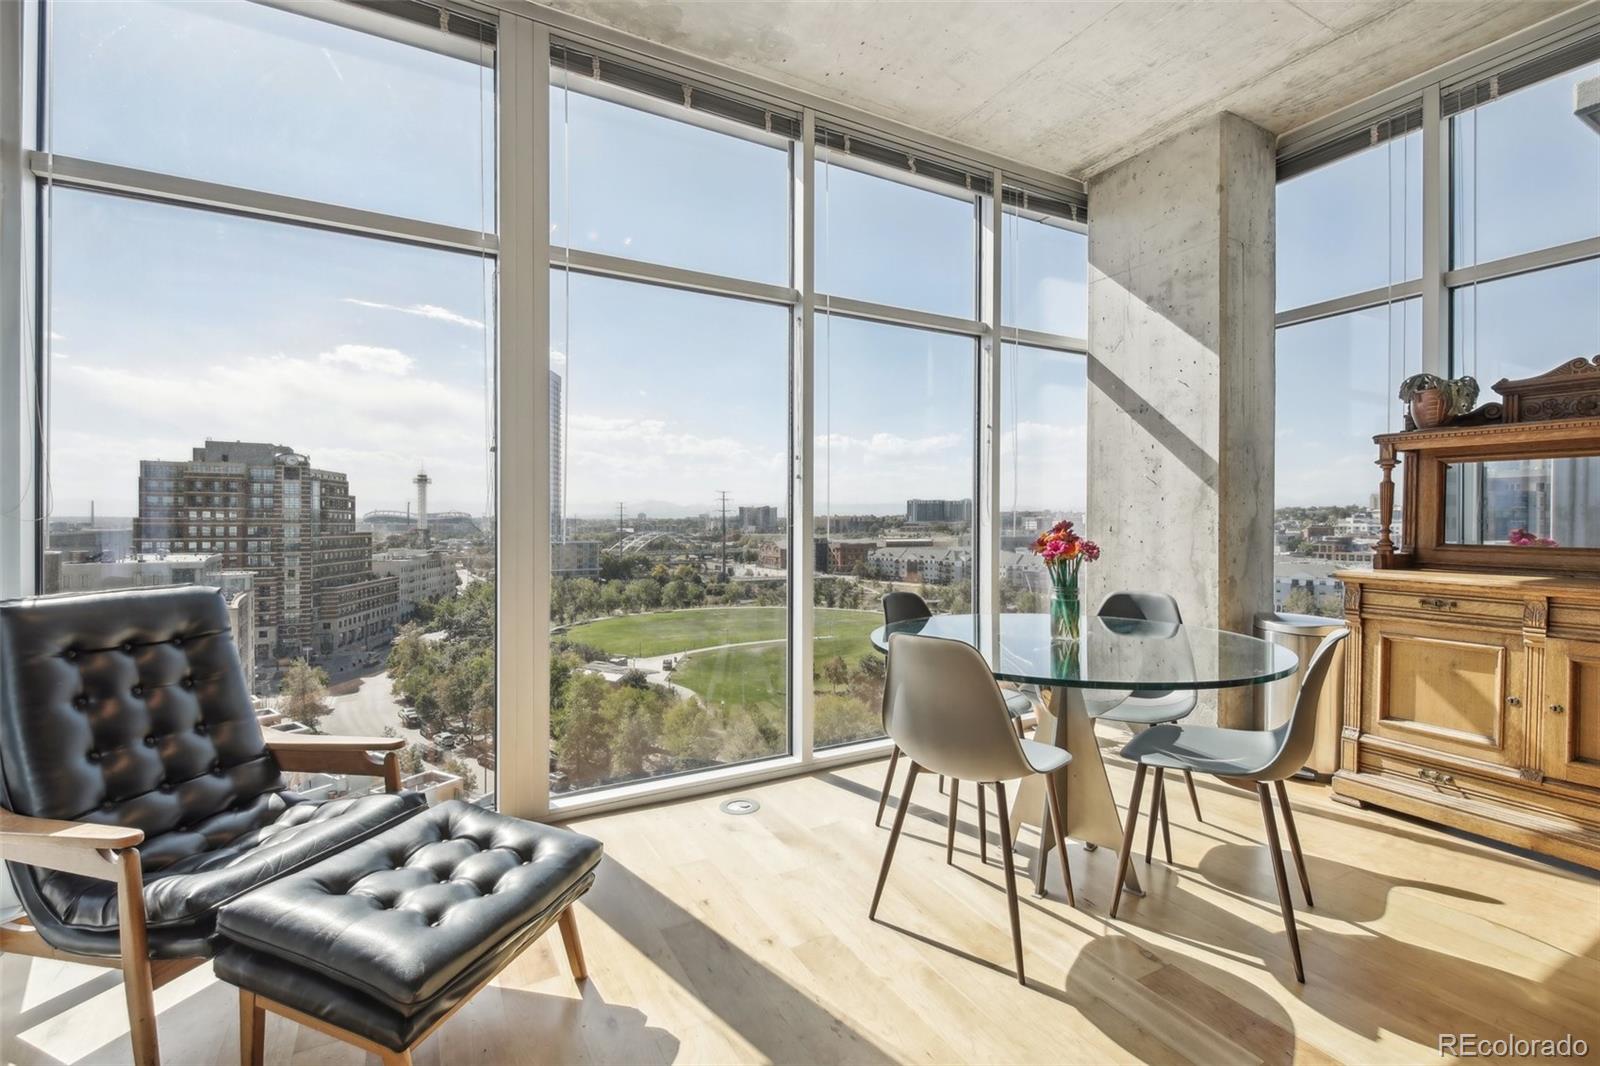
[40,2,1596,524]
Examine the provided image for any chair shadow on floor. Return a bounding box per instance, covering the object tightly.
[1,927,680,1066]
[832,760,1598,1062]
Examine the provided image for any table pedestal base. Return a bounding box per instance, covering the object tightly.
[1009,684,1142,899]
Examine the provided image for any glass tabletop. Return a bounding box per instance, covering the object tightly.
[869,613,1299,690]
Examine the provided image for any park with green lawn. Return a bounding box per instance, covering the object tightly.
[563,605,885,746]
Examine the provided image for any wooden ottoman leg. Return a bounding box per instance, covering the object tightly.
[380,1052,414,1066]
[558,906,588,982]
[239,990,265,1066]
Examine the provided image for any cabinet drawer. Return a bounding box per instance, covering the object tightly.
[1362,589,1524,626]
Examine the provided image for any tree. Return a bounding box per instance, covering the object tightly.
[280,659,331,732]
[399,744,425,775]
[554,673,614,787]
[822,654,850,693]
[661,579,690,609]
[1283,585,1316,615]
[625,578,661,612]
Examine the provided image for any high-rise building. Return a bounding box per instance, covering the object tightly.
[905,498,973,525]
[737,504,779,532]
[134,440,398,672]
[551,368,564,542]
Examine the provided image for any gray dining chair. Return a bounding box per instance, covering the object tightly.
[874,593,1034,868]
[870,633,1075,985]
[1091,592,1204,866]
[1110,628,1349,983]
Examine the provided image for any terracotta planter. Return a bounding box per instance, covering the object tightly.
[1409,387,1449,429]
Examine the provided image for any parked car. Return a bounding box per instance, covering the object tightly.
[399,709,422,729]
[434,732,457,751]
[451,734,472,752]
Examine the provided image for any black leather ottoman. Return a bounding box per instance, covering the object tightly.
[213,800,602,1066]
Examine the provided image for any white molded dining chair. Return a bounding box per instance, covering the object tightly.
[871,633,1075,985]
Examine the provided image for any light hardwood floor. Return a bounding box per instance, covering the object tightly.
[4,740,1598,1065]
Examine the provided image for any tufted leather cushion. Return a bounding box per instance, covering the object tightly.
[215,801,602,1020]
[0,586,424,957]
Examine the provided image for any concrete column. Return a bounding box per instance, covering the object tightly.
[1086,112,1275,728]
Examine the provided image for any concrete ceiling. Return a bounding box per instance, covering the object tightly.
[539,0,1579,180]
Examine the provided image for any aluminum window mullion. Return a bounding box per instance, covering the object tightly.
[1443,234,1600,289]
[552,246,797,306]
[249,0,495,66]
[1000,325,1089,354]
[28,152,498,256]
[1274,279,1425,328]
[977,172,1002,653]
[0,0,32,601]
[816,293,985,338]
[1420,83,1448,378]
[495,13,548,820]
[791,109,816,765]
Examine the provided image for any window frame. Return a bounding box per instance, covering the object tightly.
[3,0,1090,821]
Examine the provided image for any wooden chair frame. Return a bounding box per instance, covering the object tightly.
[0,733,405,1066]
[238,904,588,1066]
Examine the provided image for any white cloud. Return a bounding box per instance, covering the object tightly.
[51,345,490,516]
[342,298,484,330]
[319,344,413,375]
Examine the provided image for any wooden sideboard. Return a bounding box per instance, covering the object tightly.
[1334,569,1600,867]
[1331,357,1600,866]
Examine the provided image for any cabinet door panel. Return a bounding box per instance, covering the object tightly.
[1363,619,1525,767]
[1545,640,1600,790]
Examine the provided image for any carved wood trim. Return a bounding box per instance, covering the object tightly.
[1494,355,1600,424]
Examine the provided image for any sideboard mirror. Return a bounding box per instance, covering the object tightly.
[1442,456,1600,550]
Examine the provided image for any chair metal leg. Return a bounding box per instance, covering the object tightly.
[1110,763,1147,920]
[946,778,960,865]
[874,746,901,828]
[1184,769,1203,823]
[1145,766,1164,865]
[993,781,1026,985]
[977,783,989,864]
[1159,784,1173,864]
[1257,783,1306,983]
[1043,771,1077,908]
[1274,780,1313,908]
[871,762,922,920]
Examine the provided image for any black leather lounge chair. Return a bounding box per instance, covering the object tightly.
[0,585,426,1066]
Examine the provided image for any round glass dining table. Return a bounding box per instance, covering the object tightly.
[869,612,1298,899]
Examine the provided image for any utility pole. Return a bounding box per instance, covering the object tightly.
[617,502,625,537]
[716,491,730,579]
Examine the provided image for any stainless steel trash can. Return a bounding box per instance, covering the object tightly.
[1254,612,1347,777]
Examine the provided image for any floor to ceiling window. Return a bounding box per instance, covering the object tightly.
[1447,57,1600,549]
[999,204,1088,615]
[36,0,498,802]
[13,1,1093,813]
[812,150,981,749]
[1273,129,1421,616]
[547,60,796,792]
